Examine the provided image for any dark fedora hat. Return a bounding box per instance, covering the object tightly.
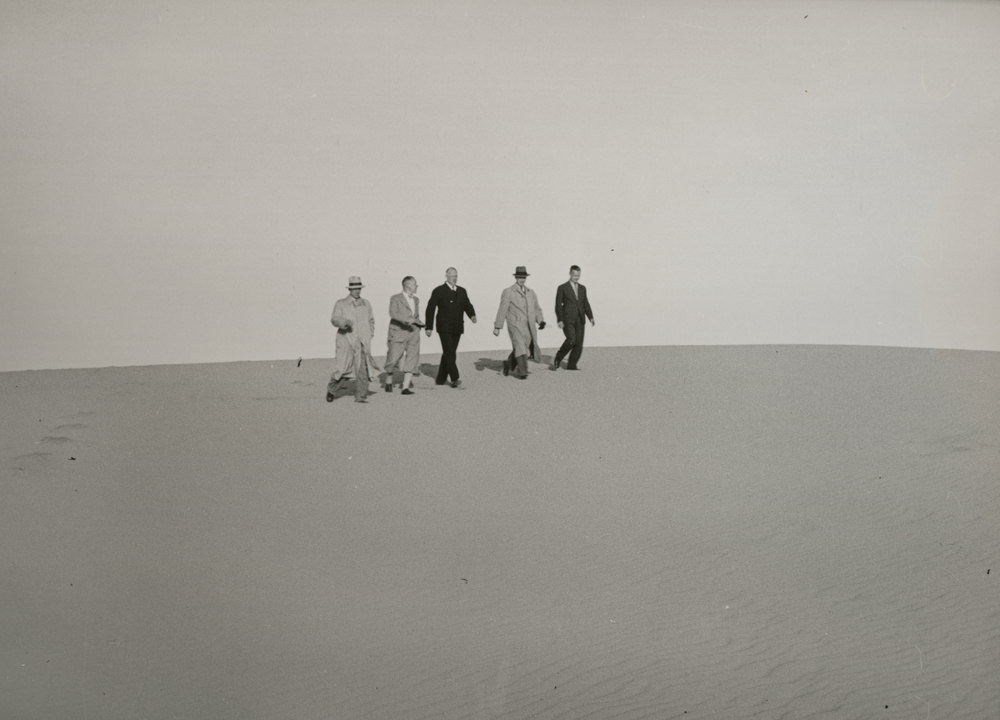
[513,266,529,277]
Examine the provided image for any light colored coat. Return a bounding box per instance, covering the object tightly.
[385,292,421,373]
[330,295,383,381]
[494,283,544,361]
[386,292,422,342]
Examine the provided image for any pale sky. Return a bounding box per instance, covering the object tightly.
[2,0,998,371]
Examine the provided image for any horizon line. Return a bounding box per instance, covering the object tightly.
[4,342,998,375]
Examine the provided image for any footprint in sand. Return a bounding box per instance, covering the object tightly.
[52,423,87,433]
[10,452,52,472]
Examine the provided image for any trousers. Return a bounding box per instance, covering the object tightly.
[435,332,461,384]
[555,319,585,367]
[507,340,535,378]
[327,353,370,400]
[385,331,420,375]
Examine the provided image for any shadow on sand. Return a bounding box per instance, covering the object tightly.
[474,358,505,373]
[475,356,554,373]
[378,366,432,386]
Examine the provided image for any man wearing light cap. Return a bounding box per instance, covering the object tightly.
[327,276,382,403]
[493,266,545,379]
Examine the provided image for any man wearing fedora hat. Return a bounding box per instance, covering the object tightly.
[493,266,546,379]
[327,276,382,403]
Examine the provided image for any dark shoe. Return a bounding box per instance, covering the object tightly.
[451,379,462,388]
[401,388,414,395]
[385,384,393,392]
[326,392,335,402]
[566,365,579,371]
[550,361,560,371]
[435,380,447,386]
[502,360,509,376]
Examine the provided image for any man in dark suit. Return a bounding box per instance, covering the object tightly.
[552,265,595,371]
[424,267,477,387]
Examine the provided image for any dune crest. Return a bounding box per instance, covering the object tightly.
[2,346,998,719]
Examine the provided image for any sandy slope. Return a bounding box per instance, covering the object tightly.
[1,345,998,719]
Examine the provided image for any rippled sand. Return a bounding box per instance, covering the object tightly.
[2,346,998,719]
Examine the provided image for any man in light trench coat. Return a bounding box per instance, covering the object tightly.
[493,266,546,379]
[327,276,384,403]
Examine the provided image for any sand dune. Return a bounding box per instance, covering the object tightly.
[2,345,998,719]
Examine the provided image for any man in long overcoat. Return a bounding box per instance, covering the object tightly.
[327,276,383,403]
[384,276,423,394]
[493,266,545,379]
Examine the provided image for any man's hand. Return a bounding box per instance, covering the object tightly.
[342,320,353,330]
[557,321,564,329]
[470,316,477,323]
[425,329,432,338]
[590,318,596,327]
[493,328,500,336]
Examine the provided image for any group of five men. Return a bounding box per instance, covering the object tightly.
[326,265,594,403]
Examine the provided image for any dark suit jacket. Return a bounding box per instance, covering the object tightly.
[425,283,476,335]
[555,281,593,325]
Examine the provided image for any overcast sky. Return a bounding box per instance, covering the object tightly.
[2,0,998,371]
